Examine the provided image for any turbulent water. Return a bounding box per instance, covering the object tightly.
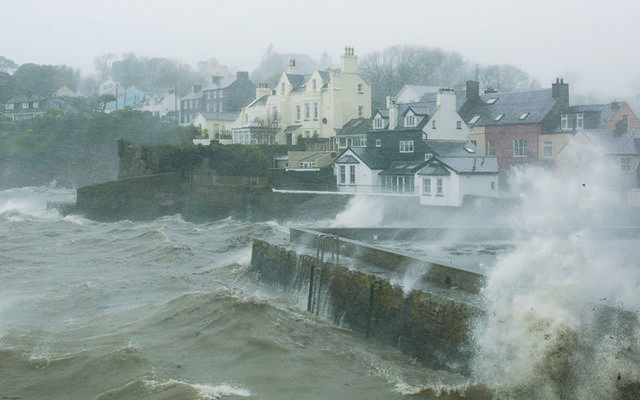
[0,187,474,400]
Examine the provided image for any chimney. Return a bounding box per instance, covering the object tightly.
[466,81,479,99]
[387,95,398,129]
[286,59,298,74]
[192,84,202,93]
[341,46,358,74]
[437,88,456,113]
[255,83,270,100]
[551,77,569,106]
[236,71,249,80]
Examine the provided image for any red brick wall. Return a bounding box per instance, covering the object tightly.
[485,124,541,187]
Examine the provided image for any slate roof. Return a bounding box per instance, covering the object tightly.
[286,74,307,90]
[336,118,372,136]
[379,161,428,176]
[438,156,499,174]
[459,88,557,127]
[581,129,640,155]
[202,77,236,91]
[569,103,618,128]
[246,95,269,109]
[425,140,480,157]
[318,71,331,82]
[335,154,360,164]
[198,112,239,121]
[416,161,451,176]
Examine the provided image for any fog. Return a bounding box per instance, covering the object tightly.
[2,0,640,98]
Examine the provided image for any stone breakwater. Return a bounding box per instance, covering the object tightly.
[250,238,481,374]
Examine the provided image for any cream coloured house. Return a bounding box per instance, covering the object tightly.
[231,47,371,145]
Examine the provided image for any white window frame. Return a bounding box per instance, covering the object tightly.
[349,165,356,185]
[399,140,414,153]
[436,178,444,196]
[405,112,415,127]
[5,103,14,110]
[487,140,495,156]
[313,102,318,120]
[373,115,383,129]
[576,113,584,129]
[514,139,528,157]
[33,101,39,109]
[339,165,346,184]
[304,103,310,120]
[375,139,381,147]
[621,157,632,172]
[22,102,29,109]
[543,141,553,157]
[296,105,301,122]
[422,178,431,195]
[561,114,568,130]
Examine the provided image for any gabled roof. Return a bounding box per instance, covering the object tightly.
[374,109,389,118]
[196,111,239,121]
[459,88,556,127]
[416,161,451,176]
[335,154,360,164]
[246,94,269,108]
[202,77,237,91]
[337,118,372,137]
[580,129,640,155]
[318,71,331,82]
[285,73,307,90]
[379,160,428,176]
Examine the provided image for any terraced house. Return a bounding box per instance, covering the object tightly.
[231,47,371,145]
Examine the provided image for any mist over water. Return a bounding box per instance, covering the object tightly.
[473,147,640,399]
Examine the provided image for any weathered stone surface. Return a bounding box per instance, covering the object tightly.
[251,239,481,373]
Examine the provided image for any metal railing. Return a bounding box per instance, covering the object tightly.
[307,234,340,314]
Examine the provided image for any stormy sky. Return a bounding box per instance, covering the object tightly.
[2,0,639,98]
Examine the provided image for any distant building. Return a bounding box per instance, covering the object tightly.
[134,90,177,118]
[180,71,255,126]
[1,92,75,121]
[334,89,499,206]
[231,47,371,145]
[191,111,238,144]
[104,87,146,112]
[98,77,124,96]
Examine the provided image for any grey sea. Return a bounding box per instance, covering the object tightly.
[0,187,478,400]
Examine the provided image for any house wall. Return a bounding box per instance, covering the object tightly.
[469,126,486,154]
[485,124,541,186]
[459,174,499,200]
[334,149,379,191]
[423,92,469,142]
[417,174,458,206]
[605,102,640,130]
[538,132,573,161]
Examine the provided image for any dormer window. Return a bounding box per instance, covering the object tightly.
[486,98,498,104]
[561,114,568,130]
[405,112,416,127]
[519,112,529,120]
[373,115,383,129]
[576,113,584,129]
[469,115,480,125]
[399,140,414,153]
[494,114,504,121]
[424,153,433,161]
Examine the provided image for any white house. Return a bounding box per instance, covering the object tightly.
[334,88,499,206]
[231,47,371,145]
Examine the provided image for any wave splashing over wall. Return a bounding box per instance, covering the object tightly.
[473,145,640,399]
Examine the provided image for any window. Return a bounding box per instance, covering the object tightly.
[219,90,223,98]
[5,103,14,110]
[358,105,363,117]
[423,178,431,195]
[33,101,39,109]
[405,113,415,127]
[487,140,495,156]
[425,153,433,161]
[357,83,363,93]
[214,124,220,134]
[375,139,381,147]
[621,158,632,172]
[491,181,496,190]
[313,130,318,137]
[301,161,316,168]
[519,112,529,120]
[399,140,414,153]
[281,83,285,94]
[436,178,444,196]
[349,165,356,185]
[219,102,224,112]
[514,139,528,156]
[339,165,346,184]
[561,114,568,130]
[543,141,553,157]
[296,105,301,121]
[22,102,28,109]
[312,79,317,90]
[213,91,217,99]
[304,103,310,120]
[432,120,436,129]
[373,115,383,129]
[469,115,480,125]
[304,130,310,138]
[494,114,504,121]
[272,106,278,121]
[576,113,584,129]
[456,121,462,129]
[313,102,318,119]
[470,140,477,147]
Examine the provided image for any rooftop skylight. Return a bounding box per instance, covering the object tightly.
[494,114,504,121]
[519,112,530,120]
[469,115,481,124]
[486,98,498,104]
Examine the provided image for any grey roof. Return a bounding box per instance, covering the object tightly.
[247,95,269,108]
[181,91,202,101]
[198,112,239,121]
[459,88,556,127]
[337,118,371,136]
[318,71,331,82]
[425,140,479,157]
[375,109,389,118]
[379,160,428,176]
[300,152,329,162]
[416,161,451,176]
[284,124,302,133]
[335,154,360,164]
[569,103,618,128]
[347,147,399,170]
[202,77,236,91]
[5,93,47,103]
[438,156,499,174]
[286,74,307,90]
[581,129,640,155]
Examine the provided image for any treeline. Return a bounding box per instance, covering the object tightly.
[0,58,80,102]
[0,110,195,188]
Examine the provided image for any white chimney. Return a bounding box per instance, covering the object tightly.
[255,83,270,100]
[437,88,456,112]
[286,59,298,74]
[387,95,398,130]
[340,47,358,74]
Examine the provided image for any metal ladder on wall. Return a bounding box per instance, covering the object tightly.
[307,234,340,315]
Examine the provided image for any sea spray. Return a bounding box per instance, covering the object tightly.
[472,143,640,399]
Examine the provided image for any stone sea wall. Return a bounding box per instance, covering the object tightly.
[251,238,482,373]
